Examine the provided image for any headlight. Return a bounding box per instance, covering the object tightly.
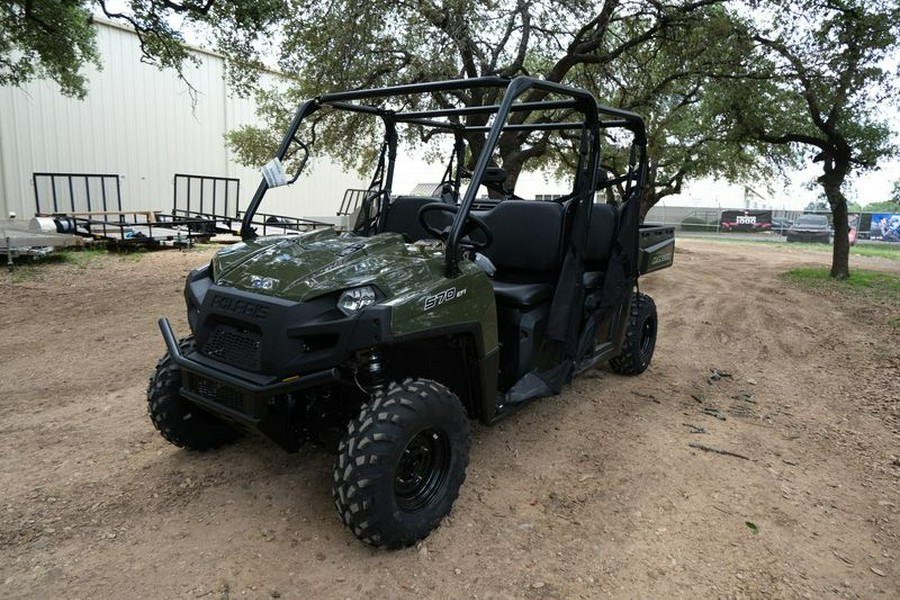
[337,286,377,315]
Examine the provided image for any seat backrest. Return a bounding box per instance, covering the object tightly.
[382,196,440,242]
[584,202,617,270]
[479,200,566,281]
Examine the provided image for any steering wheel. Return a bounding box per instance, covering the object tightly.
[418,203,493,251]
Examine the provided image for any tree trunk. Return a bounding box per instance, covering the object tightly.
[639,190,657,223]
[821,172,850,280]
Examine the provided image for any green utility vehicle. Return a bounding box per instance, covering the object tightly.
[149,77,674,548]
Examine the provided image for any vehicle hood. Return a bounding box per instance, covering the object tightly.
[211,229,446,303]
[788,219,831,233]
[789,223,829,232]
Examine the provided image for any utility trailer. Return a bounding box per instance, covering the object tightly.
[0,219,81,268]
[33,172,208,248]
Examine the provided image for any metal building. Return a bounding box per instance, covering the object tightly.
[0,18,366,222]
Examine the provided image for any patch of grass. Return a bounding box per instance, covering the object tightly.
[5,247,109,283]
[114,247,148,262]
[7,260,53,283]
[782,267,900,290]
[781,268,900,330]
[58,247,109,269]
[189,243,221,254]
[850,244,900,260]
[678,234,900,261]
[784,242,900,261]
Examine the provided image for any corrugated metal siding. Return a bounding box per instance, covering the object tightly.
[0,20,365,220]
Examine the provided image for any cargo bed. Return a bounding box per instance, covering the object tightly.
[638,224,675,274]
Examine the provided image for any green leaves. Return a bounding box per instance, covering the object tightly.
[0,0,100,98]
[0,1,291,99]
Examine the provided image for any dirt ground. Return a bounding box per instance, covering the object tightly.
[1,238,898,599]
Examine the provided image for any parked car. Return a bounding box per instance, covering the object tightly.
[770,216,793,235]
[785,214,832,243]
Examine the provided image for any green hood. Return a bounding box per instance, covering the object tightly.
[211,229,446,303]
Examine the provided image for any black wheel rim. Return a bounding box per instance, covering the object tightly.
[394,428,450,512]
[640,315,657,357]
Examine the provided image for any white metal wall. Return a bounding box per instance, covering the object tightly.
[0,19,366,221]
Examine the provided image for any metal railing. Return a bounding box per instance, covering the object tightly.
[338,189,369,216]
[236,210,332,237]
[33,172,123,214]
[173,174,240,220]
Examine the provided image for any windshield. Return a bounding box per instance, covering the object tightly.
[796,215,828,227]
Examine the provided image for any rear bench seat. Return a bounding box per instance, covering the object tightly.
[583,202,617,288]
[479,200,567,308]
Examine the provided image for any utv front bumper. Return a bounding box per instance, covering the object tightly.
[160,318,343,450]
[159,318,339,397]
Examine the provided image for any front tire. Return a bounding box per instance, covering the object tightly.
[610,293,658,376]
[333,378,471,549]
[147,337,241,450]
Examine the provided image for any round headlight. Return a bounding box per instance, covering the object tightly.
[337,286,377,315]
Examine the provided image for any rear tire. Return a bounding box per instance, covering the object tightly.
[333,378,471,549]
[147,337,241,450]
[610,293,657,376]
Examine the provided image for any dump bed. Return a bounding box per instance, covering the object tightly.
[638,224,675,274]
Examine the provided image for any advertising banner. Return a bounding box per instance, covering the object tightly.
[720,210,773,232]
[869,214,900,242]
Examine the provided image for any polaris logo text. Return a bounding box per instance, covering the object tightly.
[210,295,271,320]
[423,287,467,311]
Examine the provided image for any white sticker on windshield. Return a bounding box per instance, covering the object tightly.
[262,158,288,188]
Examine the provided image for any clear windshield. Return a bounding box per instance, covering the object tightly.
[796,215,828,227]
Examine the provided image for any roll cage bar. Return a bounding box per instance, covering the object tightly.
[240,76,648,277]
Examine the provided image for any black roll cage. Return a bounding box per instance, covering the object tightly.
[240,76,648,277]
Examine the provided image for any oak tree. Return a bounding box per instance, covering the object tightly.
[724,0,900,278]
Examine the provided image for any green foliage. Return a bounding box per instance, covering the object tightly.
[718,0,900,278]
[862,200,900,213]
[0,1,285,98]
[226,0,765,189]
[891,180,900,204]
[0,1,100,98]
[721,1,900,172]
[577,6,794,213]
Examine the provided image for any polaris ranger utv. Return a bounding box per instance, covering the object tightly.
[149,76,674,548]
